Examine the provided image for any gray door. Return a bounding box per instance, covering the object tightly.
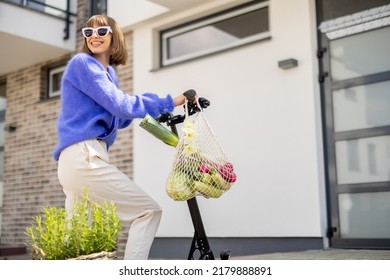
[321,23,390,248]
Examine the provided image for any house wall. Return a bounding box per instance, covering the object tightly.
[0,0,134,258]
[0,0,329,259]
[131,0,327,241]
[1,61,65,247]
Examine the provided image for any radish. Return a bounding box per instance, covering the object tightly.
[223,162,234,171]
[227,172,237,183]
[198,164,210,173]
[219,165,237,183]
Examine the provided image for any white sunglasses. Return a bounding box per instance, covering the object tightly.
[82,26,112,38]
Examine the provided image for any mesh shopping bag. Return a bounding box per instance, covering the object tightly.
[166,99,237,201]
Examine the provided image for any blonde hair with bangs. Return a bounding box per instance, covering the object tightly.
[82,15,128,66]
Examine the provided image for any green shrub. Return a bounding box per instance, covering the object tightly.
[25,189,122,260]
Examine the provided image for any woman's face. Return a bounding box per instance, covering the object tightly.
[85,24,112,58]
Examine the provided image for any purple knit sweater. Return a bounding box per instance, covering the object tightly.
[53,53,174,160]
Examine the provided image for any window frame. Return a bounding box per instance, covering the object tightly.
[48,65,66,98]
[160,1,270,67]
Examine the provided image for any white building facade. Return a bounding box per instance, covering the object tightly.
[115,0,327,258]
[110,0,390,257]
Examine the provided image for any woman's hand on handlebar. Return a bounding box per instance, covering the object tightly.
[173,94,186,107]
[173,91,197,107]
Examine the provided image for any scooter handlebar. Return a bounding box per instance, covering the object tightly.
[158,89,210,125]
[183,89,197,102]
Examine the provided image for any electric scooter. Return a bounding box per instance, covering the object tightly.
[157,89,230,260]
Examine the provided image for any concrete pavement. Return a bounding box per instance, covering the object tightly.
[231,249,390,260]
[2,248,390,260]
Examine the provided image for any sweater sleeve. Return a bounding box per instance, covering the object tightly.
[67,53,174,119]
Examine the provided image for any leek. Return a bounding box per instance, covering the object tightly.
[139,114,179,147]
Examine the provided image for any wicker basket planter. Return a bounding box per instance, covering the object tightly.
[68,251,117,260]
[31,246,117,260]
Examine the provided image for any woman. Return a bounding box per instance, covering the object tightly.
[53,15,186,259]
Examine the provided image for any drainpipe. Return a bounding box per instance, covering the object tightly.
[64,0,71,40]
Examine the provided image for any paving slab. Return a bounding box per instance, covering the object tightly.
[231,249,390,260]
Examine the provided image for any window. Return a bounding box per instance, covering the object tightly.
[317,0,389,22]
[160,1,270,67]
[48,65,65,98]
[90,0,107,16]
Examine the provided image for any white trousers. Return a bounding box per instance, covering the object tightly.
[57,139,162,260]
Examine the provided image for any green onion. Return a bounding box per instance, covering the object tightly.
[139,114,179,147]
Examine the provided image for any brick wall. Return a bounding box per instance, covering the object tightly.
[1,0,134,259]
[2,63,67,246]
